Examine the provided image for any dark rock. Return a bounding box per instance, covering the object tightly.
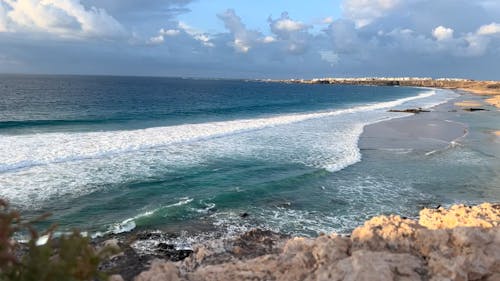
[156,243,193,261]
[99,245,153,281]
[95,230,192,281]
[227,229,288,260]
[462,107,488,111]
[486,83,500,89]
[239,212,249,218]
[276,202,292,208]
[134,232,170,241]
[388,108,430,114]
[157,243,175,251]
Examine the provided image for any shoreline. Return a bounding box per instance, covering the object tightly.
[86,86,465,240]
[264,78,500,109]
[359,89,471,154]
[103,203,500,281]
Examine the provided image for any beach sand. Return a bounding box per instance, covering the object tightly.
[465,91,500,109]
[453,100,483,107]
[457,83,500,109]
[361,89,500,151]
[359,101,466,153]
[485,95,500,108]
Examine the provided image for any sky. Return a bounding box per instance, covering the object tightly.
[0,0,499,79]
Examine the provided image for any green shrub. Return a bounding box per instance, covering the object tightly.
[0,199,117,281]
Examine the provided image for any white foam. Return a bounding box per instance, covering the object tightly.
[0,91,437,172]
[0,89,456,209]
[107,197,195,234]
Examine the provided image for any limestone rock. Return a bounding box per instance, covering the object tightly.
[324,250,425,281]
[134,260,180,281]
[132,203,500,281]
[419,203,500,229]
[351,215,419,253]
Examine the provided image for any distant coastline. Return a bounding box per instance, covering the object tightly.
[265,77,500,109]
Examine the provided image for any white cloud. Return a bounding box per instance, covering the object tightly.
[269,12,309,36]
[432,26,454,41]
[178,21,214,47]
[343,0,401,28]
[233,38,249,53]
[477,22,500,35]
[268,12,312,54]
[274,18,306,32]
[0,0,124,38]
[160,28,180,36]
[1,0,500,79]
[148,34,164,44]
[261,36,276,43]
[148,28,181,44]
[217,9,260,53]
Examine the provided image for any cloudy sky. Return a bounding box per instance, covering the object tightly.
[0,0,499,79]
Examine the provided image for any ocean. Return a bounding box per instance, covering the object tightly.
[1,75,498,238]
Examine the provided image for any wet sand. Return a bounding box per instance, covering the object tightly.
[486,95,500,108]
[360,100,467,153]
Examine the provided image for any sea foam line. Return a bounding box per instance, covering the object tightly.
[106,197,195,235]
[0,91,436,173]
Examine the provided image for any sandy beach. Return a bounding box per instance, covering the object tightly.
[361,88,499,152]
[457,83,500,109]
[360,105,467,153]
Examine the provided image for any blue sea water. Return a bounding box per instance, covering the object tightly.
[0,75,498,237]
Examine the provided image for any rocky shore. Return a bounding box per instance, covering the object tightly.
[104,203,499,281]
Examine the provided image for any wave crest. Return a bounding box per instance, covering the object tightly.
[0,91,437,173]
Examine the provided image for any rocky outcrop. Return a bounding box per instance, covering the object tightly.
[462,107,488,112]
[419,203,500,229]
[132,203,500,281]
[388,108,430,114]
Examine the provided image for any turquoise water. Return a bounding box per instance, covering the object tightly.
[0,75,498,237]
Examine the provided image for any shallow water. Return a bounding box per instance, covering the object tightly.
[0,75,498,237]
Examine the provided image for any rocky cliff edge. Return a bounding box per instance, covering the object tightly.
[126,203,500,281]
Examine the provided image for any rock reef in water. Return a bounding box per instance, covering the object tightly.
[131,203,500,281]
[388,108,430,114]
